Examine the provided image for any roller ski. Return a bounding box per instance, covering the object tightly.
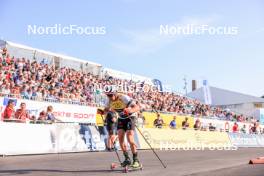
[110,158,143,173]
[110,162,143,173]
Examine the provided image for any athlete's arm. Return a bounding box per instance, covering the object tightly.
[125,101,140,114]
[117,94,140,114]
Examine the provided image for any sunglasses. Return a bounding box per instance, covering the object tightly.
[107,94,114,97]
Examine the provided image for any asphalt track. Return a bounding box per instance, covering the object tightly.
[0,148,264,176]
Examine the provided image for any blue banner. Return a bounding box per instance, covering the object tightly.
[3,97,17,106]
[228,133,264,147]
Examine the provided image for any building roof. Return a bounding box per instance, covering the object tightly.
[187,86,264,106]
[2,40,102,67]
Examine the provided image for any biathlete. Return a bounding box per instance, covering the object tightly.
[104,91,141,168]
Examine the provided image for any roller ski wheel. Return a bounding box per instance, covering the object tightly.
[110,163,118,170]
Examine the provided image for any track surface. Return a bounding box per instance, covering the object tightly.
[0,148,264,176]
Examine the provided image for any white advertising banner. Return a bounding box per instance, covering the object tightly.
[0,123,53,155]
[0,122,106,155]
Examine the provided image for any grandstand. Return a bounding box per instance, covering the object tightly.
[0,40,102,75]
[0,40,263,128]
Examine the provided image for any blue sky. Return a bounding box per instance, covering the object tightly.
[1,0,264,96]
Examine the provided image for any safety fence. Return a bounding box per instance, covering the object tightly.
[0,122,102,155]
[1,122,264,156]
[0,92,106,108]
[0,122,134,155]
[1,95,264,156]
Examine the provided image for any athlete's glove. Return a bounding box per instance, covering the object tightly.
[123,108,130,116]
[120,108,131,117]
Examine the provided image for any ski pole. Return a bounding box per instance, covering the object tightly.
[98,110,121,164]
[111,137,121,164]
[135,125,167,168]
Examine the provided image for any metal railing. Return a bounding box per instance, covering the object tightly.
[0,92,105,107]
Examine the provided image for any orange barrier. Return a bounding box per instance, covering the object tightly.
[249,157,264,164]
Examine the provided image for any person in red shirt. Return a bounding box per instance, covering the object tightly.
[5,71,11,81]
[15,102,30,122]
[3,100,15,120]
[232,122,239,133]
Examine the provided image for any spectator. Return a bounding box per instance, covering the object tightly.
[2,84,11,95]
[261,128,264,134]
[182,117,189,130]
[240,124,247,134]
[15,102,30,122]
[193,119,201,130]
[208,123,216,131]
[46,106,56,122]
[20,86,30,99]
[136,111,145,128]
[38,111,46,120]
[250,123,257,134]
[3,100,15,120]
[232,122,239,133]
[169,116,177,129]
[153,113,164,128]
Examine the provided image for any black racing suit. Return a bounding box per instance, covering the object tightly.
[106,94,136,132]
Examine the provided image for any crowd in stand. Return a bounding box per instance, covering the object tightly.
[2,99,56,123]
[0,48,257,124]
